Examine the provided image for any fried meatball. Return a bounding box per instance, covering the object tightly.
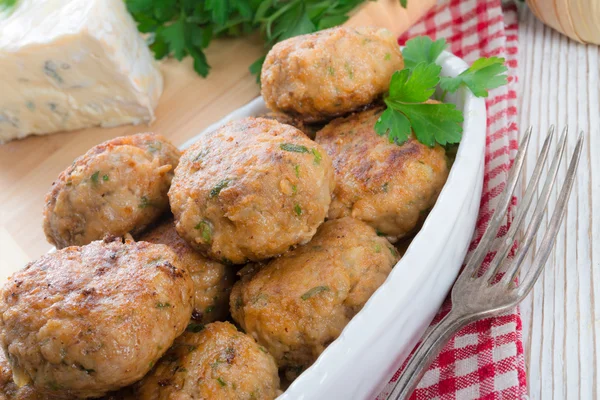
[139,219,236,324]
[43,133,180,249]
[0,238,194,399]
[230,217,399,380]
[135,322,280,400]
[315,107,449,239]
[261,26,404,123]
[169,117,335,264]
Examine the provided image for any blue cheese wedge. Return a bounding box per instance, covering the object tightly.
[0,0,163,143]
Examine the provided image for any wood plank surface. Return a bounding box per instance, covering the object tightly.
[518,6,599,399]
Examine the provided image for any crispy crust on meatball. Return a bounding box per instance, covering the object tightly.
[139,219,236,324]
[230,217,399,380]
[43,133,180,249]
[261,27,404,123]
[315,107,449,239]
[135,322,280,400]
[257,112,306,134]
[169,117,335,264]
[0,238,194,398]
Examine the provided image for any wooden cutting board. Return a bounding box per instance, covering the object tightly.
[0,0,435,278]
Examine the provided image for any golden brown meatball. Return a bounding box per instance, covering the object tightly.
[139,219,236,324]
[230,217,398,380]
[261,26,404,123]
[169,118,335,264]
[315,107,449,239]
[135,322,280,400]
[43,133,180,249]
[0,237,194,399]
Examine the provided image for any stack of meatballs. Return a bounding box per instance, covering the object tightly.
[0,26,449,400]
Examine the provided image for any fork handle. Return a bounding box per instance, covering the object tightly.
[386,310,474,400]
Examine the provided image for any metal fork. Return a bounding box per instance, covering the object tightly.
[386,126,584,400]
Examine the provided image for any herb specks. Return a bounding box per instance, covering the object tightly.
[147,141,162,153]
[301,286,329,300]
[187,322,205,333]
[194,220,213,243]
[280,143,309,153]
[210,179,230,198]
[139,196,152,209]
[311,148,322,165]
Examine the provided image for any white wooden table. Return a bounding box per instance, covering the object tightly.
[518,6,599,399]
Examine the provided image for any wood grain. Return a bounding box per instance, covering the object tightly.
[518,6,598,399]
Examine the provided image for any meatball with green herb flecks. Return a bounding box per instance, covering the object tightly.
[135,322,280,400]
[230,217,398,381]
[0,237,194,399]
[315,107,449,240]
[43,133,180,249]
[261,26,404,123]
[168,117,335,264]
[139,218,237,324]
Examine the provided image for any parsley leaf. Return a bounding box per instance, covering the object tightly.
[388,63,442,103]
[376,62,463,147]
[0,0,17,10]
[439,56,508,97]
[396,103,463,147]
[378,34,507,148]
[374,108,412,145]
[402,36,447,69]
[127,0,373,80]
[161,20,187,61]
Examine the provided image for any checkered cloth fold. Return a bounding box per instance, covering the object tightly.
[376,1,526,398]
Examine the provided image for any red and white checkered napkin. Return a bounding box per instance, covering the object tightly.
[377,1,526,399]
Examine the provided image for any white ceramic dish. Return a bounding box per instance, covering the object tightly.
[182,51,486,400]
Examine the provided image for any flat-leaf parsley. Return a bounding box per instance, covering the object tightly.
[376,36,508,147]
[401,36,447,69]
[375,63,463,147]
[439,56,508,98]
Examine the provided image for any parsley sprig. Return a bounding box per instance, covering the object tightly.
[375,36,508,147]
[125,0,377,79]
[0,0,17,10]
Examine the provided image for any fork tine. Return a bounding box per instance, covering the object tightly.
[498,127,569,286]
[461,126,532,280]
[516,131,583,295]
[480,126,555,284]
